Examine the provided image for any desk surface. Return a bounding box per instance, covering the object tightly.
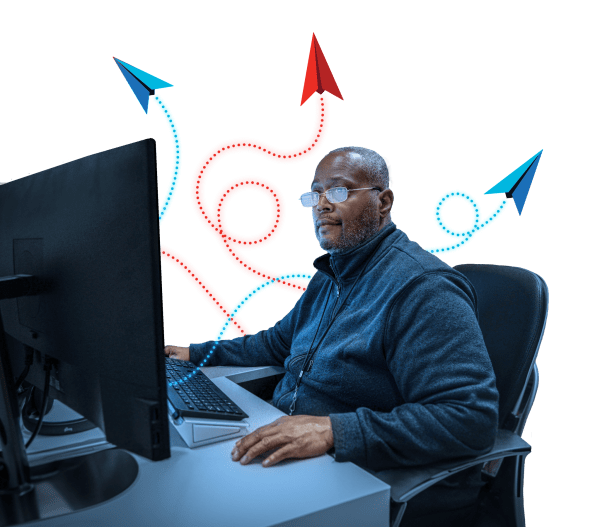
[24,366,390,527]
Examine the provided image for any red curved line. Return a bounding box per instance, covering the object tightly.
[190,93,330,296]
[160,243,252,337]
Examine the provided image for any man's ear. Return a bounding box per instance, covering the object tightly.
[379,188,394,216]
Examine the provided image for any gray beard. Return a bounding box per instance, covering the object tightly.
[314,198,380,255]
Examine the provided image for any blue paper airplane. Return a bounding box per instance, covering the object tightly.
[485,150,543,215]
[114,57,172,113]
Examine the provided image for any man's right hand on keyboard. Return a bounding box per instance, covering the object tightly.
[164,345,190,361]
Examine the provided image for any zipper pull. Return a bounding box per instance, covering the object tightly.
[336,286,340,297]
[307,360,314,372]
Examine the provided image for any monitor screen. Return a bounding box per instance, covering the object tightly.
[0,138,170,461]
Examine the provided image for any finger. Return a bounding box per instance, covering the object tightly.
[164,346,172,356]
[232,429,271,460]
[232,430,263,460]
[262,444,297,467]
[239,434,287,465]
[232,421,281,457]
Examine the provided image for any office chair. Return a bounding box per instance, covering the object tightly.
[368,264,549,527]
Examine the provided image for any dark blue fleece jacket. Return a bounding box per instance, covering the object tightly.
[190,223,499,475]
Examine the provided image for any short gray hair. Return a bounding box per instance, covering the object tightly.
[326,146,389,190]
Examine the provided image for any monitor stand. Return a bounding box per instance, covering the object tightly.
[0,275,139,526]
[22,395,95,437]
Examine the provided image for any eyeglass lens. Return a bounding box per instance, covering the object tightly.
[300,187,348,207]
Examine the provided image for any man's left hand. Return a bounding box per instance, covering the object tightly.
[231,415,334,467]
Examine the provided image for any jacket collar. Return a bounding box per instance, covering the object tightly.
[313,222,398,284]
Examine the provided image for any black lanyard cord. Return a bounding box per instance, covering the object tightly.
[298,287,332,382]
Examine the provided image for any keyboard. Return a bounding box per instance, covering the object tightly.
[165,357,248,421]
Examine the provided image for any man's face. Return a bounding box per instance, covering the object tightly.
[311,153,382,254]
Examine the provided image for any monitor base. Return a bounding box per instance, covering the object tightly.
[22,395,96,437]
[0,448,138,526]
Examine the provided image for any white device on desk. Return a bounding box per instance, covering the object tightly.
[168,407,250,448]
[166,357,252,448]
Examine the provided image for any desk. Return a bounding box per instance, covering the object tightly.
[24,366,390,527]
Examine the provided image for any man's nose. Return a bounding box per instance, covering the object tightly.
[316,193,332,212]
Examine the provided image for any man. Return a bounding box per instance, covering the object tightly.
[165,147,499,525]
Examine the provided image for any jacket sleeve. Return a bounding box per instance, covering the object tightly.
[189,298,299,368]
[329,272,499,471]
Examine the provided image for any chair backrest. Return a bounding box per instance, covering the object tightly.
[454,264,549,431]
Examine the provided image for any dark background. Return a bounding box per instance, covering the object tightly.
[0,1,599,527]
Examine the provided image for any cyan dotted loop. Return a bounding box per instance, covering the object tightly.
[152,94,182,225]
[427,192,507,254]
[168,273,312,385]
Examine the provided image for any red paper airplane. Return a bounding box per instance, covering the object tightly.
[300,34,343,106]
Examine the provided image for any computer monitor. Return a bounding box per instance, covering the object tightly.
[0,139,170,523]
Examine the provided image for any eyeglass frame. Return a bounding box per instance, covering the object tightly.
[299,186,382,207]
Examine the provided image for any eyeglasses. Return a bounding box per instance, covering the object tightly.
[299,187,381,207]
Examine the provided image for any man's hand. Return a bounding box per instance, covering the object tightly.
[231,415,334,467]
[164,345,190,361]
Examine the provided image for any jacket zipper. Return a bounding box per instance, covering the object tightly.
[274,353,308,407]
[276,283,336,408]
[303,282,339,370]
[274,387,295,408]
[330,284,341,322]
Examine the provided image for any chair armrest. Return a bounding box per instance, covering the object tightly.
[367,429,531,503]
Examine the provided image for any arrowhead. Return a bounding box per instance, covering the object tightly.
[114,57,172,113]
[485,150,542,215]
[511,153,541,215]
[300,34,343,106]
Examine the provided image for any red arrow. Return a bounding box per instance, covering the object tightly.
[300,34,343,106]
